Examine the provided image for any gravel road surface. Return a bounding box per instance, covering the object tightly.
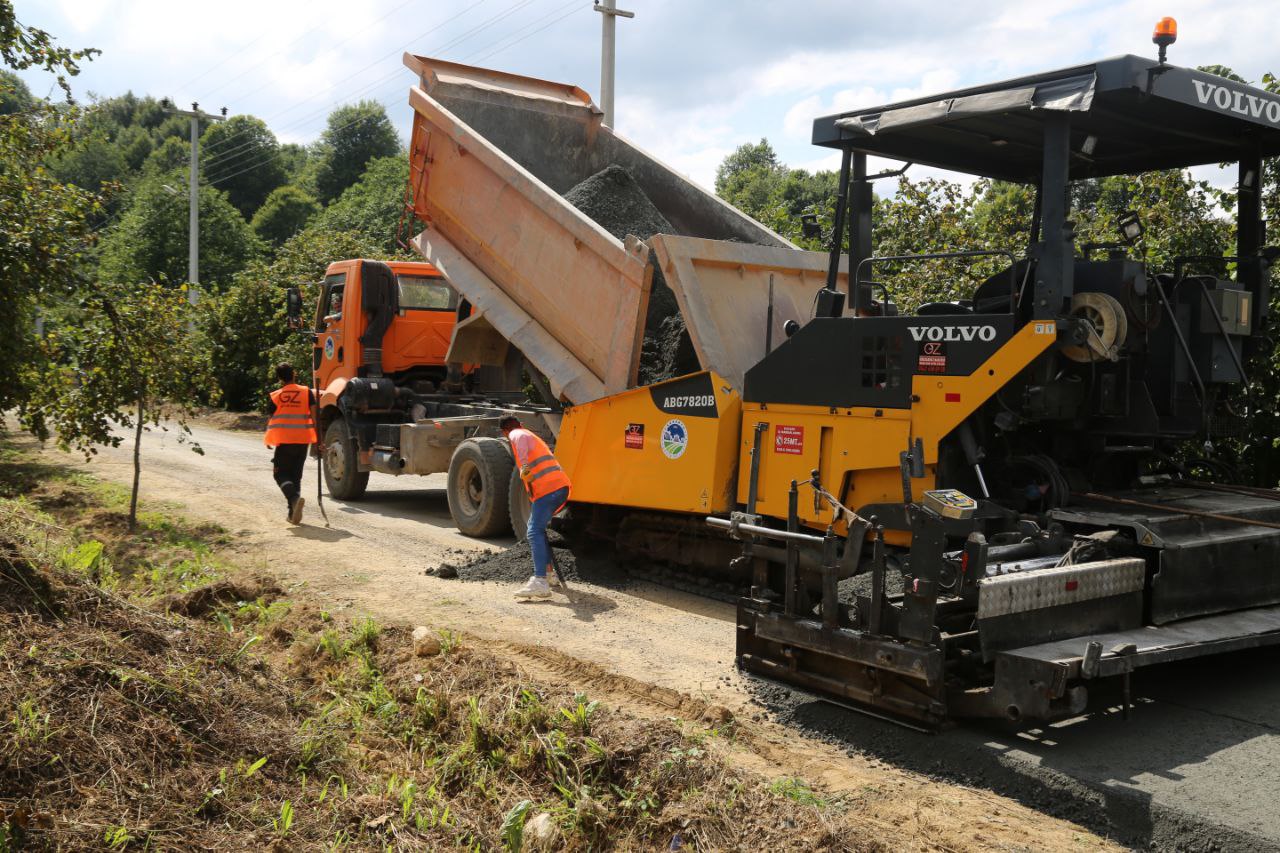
[47,420,1280,850]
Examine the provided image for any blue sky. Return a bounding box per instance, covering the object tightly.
[14,0,1279,190]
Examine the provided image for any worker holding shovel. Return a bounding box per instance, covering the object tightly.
[500,416,571,600]
[264,363,321,525]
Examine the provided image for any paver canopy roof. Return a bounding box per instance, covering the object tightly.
[812,55,1280,181]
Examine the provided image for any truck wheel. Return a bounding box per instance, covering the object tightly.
[447,438,514,537]
[508,467,531,542]
[324,418,370,500]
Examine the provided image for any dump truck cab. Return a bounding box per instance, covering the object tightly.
[313,259,460,405]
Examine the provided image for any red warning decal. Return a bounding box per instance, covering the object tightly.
[775,425,804,455]
[625,423,644,449]
[917,341,946,373]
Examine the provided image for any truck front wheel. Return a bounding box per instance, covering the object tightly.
[323,418,370,501]
[508,466,531,542]
[447,438,514,537]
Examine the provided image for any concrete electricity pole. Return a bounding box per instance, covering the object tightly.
[594,0,633,128]
[162,100,226,304]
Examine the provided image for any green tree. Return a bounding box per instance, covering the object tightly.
[34,281,209,527]
[98,174,262,291]
[48,129,126,193]
[201,114,286,218]
[0,2,100,417]
[277,142,309,182]
[0,67,30,113]
[715,139,786,219]
[312,100,400,203]
[203,227,389,409]
[314,154,408,250]
[0,1,99,98]
[251,184,320,246]
[142,135,189,174]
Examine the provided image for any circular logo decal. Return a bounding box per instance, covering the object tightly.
[661,418,688,460]
[324,336,335,360]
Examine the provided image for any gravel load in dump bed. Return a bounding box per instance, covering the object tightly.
[562,165,699,383]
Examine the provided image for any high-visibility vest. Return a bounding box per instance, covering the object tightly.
[264,384,318,447]
[509,428,571,501]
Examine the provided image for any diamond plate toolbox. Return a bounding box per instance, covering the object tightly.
[977,558,1146,620]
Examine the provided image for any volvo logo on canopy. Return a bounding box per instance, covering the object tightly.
[908,325,998,343]
[1192,80,1280,126]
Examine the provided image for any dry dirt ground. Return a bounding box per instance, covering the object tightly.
[34,420,1280,850]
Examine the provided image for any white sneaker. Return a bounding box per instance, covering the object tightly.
[546,567,562,588]
[513,576,552,600]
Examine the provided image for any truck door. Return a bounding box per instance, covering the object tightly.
[315,270,350,387]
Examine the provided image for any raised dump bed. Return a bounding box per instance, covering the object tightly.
[402,55,846,403]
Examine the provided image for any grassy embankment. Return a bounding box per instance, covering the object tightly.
[0,435,867,851]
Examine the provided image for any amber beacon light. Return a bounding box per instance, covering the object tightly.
[1153,16,1177,64]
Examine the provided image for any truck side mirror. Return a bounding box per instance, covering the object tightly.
[800,212,821,240]
[286,287,302,330]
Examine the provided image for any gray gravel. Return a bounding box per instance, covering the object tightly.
[563,165,698,383]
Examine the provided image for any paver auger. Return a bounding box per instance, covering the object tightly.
[732,51,1280,725]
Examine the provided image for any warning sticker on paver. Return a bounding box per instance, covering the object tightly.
[775,425,804,455]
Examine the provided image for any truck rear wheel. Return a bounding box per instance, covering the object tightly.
[447,438,514,537]
[508,467,531,541]
[323,418,370,500]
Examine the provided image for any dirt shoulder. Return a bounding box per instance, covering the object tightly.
[3,428,1119,850]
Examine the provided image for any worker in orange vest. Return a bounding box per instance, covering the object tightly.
[264,363,320,525]
[500,416,571,600]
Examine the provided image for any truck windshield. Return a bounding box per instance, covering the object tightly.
[398,275,456,311]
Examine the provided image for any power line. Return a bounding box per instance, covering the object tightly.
[198,0,494,164]
[204,0,548,180]
[201,0,588,194]
[466,0,582,63]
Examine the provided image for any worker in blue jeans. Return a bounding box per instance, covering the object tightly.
[501,416,572,600]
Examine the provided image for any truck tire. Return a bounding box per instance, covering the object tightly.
[508,467,531,542]
[323,418,370,500]
[447,438,514,537]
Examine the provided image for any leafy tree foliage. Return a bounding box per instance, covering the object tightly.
[314,154,408,250]
[0,67,30,113]
[715,139,839,249]
[0,0,98,98]
[33,281,209,526]
[48,129,126,193]
[143,135,190,174]
[251,184,320,246]
[277,142,310,182]
[203,228,390,409]
[98,174,261,291]
[312,100,400,203]
[201,114,287,218]
[0,2,100,417]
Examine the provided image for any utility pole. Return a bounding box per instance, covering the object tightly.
[594,0,633,128]
[161,100,226,304]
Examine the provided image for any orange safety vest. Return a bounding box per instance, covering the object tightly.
[510,428,571,501]
[264,384,318,447]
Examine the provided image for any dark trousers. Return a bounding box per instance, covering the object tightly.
[272,443,309,510]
